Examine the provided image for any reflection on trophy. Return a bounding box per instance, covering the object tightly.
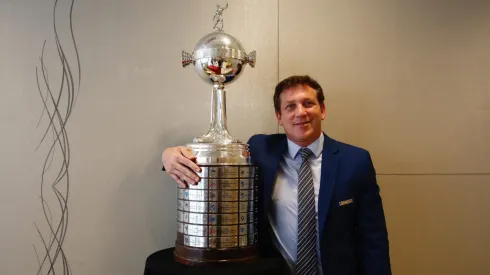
[174,3,258,265]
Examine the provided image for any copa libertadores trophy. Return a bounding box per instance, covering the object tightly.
[174,3,258,265]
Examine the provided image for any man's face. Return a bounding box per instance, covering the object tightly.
[276,85,326,147]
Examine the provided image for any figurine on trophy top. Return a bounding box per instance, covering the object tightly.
[182,2,256,145]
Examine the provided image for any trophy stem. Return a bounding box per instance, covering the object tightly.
[210,83,228,135]
[193,83,238,144]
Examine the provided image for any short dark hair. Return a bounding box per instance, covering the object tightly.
[273,75,325,113]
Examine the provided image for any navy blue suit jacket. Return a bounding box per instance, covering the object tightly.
[247,133,391,275]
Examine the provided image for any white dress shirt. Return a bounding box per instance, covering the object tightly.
[268,134,324,274]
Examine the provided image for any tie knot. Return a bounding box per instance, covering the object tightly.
[298,148,313,161]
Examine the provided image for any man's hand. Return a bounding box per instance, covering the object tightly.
[162,146,201,188]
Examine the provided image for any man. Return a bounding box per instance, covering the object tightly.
[162,75,392,275]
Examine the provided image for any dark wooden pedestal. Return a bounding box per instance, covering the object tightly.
[144,247,289,275]
[174,242,258,266]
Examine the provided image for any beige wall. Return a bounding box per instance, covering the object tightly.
[0,0,489,275]
[280,1,490,274]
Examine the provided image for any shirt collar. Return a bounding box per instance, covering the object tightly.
[286,133,324,160]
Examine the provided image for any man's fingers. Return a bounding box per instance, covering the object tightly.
[174,163,200,185]
[162,146,200,186]
[170,173,187,189]
[178,155,201,173]
[178,147,201,172]
[179,147,196,160]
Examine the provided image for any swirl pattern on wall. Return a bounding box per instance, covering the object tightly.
[33,0,81,274]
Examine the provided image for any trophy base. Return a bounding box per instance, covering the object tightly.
[173,242,258,266]
[174,143,259,266]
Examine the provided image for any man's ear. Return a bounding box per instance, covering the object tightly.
[321,103,326,120]
[275,111,283,126]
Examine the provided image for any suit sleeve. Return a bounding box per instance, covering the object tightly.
[246,134,259,165]
[358,152,392,275]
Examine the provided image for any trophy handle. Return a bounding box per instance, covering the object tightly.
[182,51,193,67]
[246,51,256,68]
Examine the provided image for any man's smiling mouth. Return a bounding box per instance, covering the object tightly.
[294,121,311,126]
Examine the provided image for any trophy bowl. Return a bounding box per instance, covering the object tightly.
[183,31,256,85]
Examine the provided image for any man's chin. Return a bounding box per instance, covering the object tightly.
[294,130,314,140]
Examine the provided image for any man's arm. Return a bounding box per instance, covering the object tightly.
[358,152,392,275]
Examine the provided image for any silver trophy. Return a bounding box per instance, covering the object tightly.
[174,3,258,265]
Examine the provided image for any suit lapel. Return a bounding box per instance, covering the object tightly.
[318,133,339,239]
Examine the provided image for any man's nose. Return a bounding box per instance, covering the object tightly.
[295,105,307,117]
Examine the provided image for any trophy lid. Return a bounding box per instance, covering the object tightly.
[194,31,245,53]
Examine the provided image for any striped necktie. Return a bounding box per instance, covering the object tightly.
[296,147,318,275]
